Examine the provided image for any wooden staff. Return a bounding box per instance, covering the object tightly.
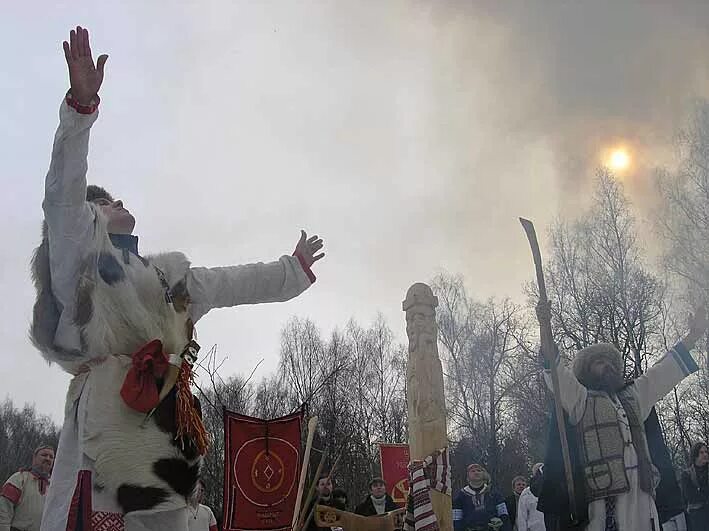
[519,217,577,523]
[291,416,318,530]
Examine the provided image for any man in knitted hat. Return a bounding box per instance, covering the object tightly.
[33,27,324,531]
[452,464,511,531]
[536,300,708,531]
[0,445,54,531]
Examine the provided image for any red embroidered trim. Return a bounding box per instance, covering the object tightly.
[66,470,92,531]
[65,91,100,115]
[0,482,21,505]
[293,251,317,284]
[91,511,125,531]
[209,525,218,531]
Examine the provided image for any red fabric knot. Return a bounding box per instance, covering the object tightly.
[120,339,169,413]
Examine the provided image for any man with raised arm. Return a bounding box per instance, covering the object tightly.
[33,26,324,531]
[535,300,707,531]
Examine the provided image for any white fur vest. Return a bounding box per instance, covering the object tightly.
[30,207,193,373]
[29,207,203,515]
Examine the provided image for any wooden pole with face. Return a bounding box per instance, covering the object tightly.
[403,283,452,531]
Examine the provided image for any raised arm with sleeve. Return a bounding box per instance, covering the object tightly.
[543,358,588,425]
[633,341,698,421]
[42,100,99,355]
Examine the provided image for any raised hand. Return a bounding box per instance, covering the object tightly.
[63,26,108,105]
[294,230,325,269]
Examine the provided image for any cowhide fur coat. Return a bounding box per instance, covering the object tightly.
[32,100,313,531]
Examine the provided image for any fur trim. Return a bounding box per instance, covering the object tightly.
[573,343,623,386]
[146,252,191,285]
[29,221,61,360]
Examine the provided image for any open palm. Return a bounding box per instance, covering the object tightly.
[63,26,108,105]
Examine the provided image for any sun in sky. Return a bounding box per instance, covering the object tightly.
[607,147,631,172]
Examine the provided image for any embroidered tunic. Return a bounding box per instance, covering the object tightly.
[0,470,49,531]
[35,101,314,531]
[452,485,510,531]
[545,342,697,531]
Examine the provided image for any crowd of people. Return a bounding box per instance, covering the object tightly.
[6,442,709,531]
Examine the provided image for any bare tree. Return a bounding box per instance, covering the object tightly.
[545,170,664,377]
[432,273,537,486]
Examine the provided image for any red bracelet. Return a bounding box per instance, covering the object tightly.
[65,91,100,115]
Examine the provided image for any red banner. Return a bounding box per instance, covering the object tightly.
[223,410,303,531]
[379,443,410,507]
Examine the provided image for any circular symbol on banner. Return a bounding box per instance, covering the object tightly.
[392,478,409,504]
[233,437,298,507]
[251,449,285,493]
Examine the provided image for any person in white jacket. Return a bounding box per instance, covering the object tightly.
[517,464,545,531]
[33,26,325,531]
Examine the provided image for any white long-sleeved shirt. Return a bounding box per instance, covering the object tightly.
[516,487,544,531]
[0,471,48,531]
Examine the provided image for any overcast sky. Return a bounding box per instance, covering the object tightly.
[3,1,709,423]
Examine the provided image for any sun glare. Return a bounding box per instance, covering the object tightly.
[608,148,631,172]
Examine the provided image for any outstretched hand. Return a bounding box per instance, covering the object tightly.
[685,305,709,348]
[63,26,108,105]
[294,230,325,269]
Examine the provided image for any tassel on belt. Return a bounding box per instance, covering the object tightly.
[118,339,209,455]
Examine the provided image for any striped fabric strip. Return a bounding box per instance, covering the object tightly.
[403,448,451,531]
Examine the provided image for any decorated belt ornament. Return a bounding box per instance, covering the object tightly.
[121,339,209,455]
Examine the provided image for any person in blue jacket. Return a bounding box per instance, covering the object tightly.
[453,463,511,531]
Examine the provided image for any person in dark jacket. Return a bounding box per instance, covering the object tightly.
[505,476,527,529]
[453,464,511,531]
[681,441,709,530]
[306,474,337,531]
[355,477,398,516]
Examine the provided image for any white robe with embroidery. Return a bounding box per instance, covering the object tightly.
[545,343,697,531]
[38,101,314,531]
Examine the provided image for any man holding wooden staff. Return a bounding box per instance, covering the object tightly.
[535,300,707,531]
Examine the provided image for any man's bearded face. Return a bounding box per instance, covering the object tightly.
[317,478,333,498]
[32,448,55,476]
[587,357,624,392]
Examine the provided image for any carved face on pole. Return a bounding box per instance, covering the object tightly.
[403,283,439,354]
